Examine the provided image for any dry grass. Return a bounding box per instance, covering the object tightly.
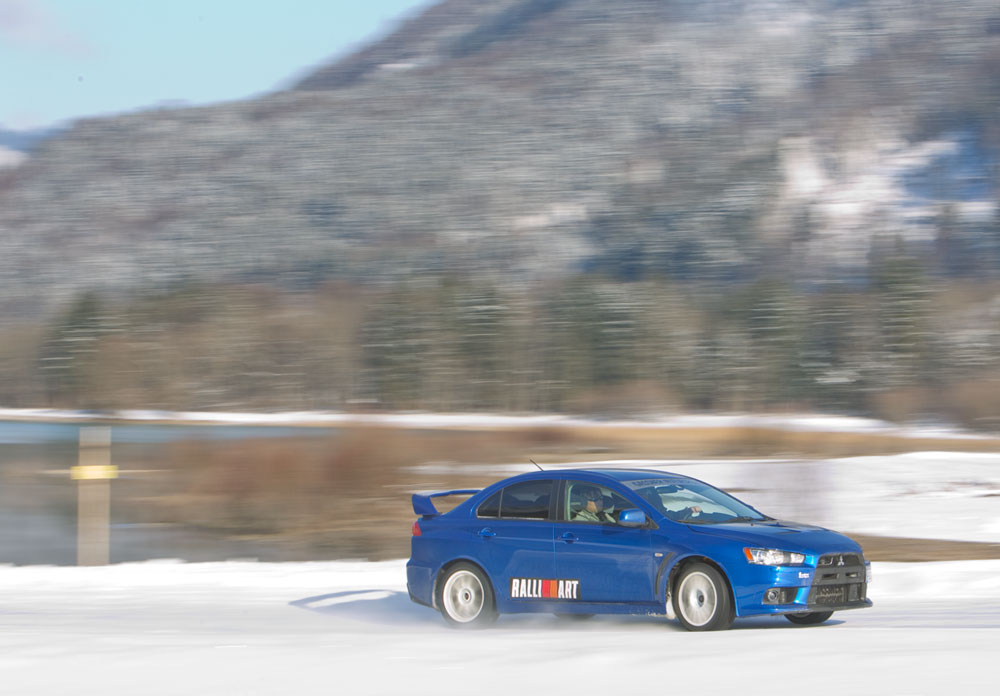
[130,426,569,558]
[848,534,1000,562]
[545,424,1000,459]
[112,421,1000,560]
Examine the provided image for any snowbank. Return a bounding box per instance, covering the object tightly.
[0,407,991,439]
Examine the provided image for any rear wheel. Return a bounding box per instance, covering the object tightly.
[672,563,734,631]
[437,563,497,628]
[785,611,834,625]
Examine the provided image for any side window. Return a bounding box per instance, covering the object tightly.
[477,490,501,519]
[497,480,554,520]
[565,480,634,524]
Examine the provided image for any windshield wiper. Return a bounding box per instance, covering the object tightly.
[680,514,769,525]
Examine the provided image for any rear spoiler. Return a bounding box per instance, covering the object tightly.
[412,489,480,516]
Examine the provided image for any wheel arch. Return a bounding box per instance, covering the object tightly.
[433,557,495,611]
[666,555,739,617]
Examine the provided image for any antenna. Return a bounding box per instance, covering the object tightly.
[529,459,543,471]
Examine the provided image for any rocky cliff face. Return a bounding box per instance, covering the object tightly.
[1,0,998,320]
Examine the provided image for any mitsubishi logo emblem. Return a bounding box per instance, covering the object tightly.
[837,555,845,566]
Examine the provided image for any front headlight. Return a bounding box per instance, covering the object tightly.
[744,547,806,566]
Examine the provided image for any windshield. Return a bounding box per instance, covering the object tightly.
[623,478,769,524]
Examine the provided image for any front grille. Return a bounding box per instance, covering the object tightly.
[808,553,867,607]
[817,553,861,567]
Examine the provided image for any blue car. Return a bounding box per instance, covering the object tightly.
[407,468,872,631]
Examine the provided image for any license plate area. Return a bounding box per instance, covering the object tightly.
[814,584,846,604]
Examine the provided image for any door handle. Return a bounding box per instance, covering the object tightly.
[559,532,577,544]
[478,527,496,538]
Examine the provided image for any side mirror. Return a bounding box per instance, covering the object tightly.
[618,509,647,527]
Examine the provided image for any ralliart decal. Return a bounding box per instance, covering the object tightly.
[510,578,580,600]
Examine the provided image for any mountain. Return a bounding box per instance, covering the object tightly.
[0,127,57,171]
[1,0,998,320]
[0,127,57,153]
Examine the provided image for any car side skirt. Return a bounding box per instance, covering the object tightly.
[500,600,668,616]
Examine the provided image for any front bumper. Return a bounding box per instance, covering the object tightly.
[738,553,872,616]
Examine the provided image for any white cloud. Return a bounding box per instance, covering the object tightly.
[0,0,91,56]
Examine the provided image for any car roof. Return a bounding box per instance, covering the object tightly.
[585,468,688,482]
[498,467,694,485]
[447,467,701,519]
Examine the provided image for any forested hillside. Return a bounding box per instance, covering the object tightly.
[1,0,999,424]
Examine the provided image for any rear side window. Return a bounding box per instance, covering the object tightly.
[501,480,553,520]
[477,490,501,518]
[477,480,554,520]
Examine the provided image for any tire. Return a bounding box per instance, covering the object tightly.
[785,610,834,626]
[436,562,497,628]
[672,562,734,631]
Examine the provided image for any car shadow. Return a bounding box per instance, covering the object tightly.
[289,591,849,632]
[497,614,850,632]
[733,616,848,630]
[289,589,432,626]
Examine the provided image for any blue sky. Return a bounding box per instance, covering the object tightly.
[0,0,429,130]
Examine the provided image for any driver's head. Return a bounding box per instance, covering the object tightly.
[579,485,603,510]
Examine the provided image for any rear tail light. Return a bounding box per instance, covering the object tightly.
[411,520,422,537]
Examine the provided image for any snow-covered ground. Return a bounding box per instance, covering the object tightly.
[0,406,991,439]
[684,451,1000,543]
[1,559,998,695]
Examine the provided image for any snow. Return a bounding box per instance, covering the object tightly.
[776,132,997,266]
[2,408,998,693]
[1,558,998,695]
[0,407,990,439]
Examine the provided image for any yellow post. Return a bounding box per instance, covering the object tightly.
[73,427,116,566]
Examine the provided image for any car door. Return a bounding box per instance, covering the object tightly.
[473,479,556,603]
[552,480,656,604]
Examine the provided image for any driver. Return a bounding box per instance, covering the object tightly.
[657,484,703,522]
[664,504,703,522]
[572,485,616,524]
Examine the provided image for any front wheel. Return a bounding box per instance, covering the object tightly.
[785,611,834,625]
[672,563,734,631]
[437,563,497,628]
